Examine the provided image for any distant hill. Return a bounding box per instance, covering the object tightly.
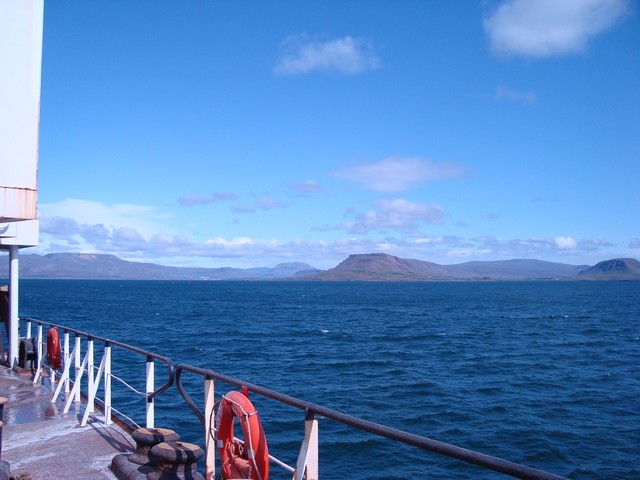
[577,258,640,279]
[0,253,320,280]
[304,253,615,281]
[1,252,637,281]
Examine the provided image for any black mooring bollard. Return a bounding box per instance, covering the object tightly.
[0,396,7,462]
[0,396,9,480]
[147,441,204,480]
[129,427,180,465]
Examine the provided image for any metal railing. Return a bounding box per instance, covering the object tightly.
[21,318,175,429]
[18,318,567,480]
[175,364,567,480]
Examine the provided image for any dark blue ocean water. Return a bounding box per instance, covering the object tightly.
[16,280,640,479]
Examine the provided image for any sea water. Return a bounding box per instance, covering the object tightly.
[16,280,640,479]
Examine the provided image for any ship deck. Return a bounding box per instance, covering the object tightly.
[0,365,134,479]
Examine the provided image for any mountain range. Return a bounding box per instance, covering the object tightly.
[307,253,640,281]
[0,252,638,281]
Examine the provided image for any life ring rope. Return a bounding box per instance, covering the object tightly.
[216,390,269,480]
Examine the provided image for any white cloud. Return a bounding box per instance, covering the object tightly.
[484,0,629,58]
[205,236,255,247]
[39,198,166,236]
[275,35,381,76]
[334,156,468,192]
[341,198,447,234]
[492,85,537,103]
[554,235,577,249]
[28,199,624,270]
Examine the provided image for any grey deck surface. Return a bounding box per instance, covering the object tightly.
[0,366,134,479]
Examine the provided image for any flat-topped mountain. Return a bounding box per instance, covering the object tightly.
[309,253,589,281]
[577,258,640,279]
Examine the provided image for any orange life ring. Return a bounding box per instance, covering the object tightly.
[47,327,62,370]
[216,390,269,480]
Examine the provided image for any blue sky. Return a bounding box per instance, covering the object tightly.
[33,0,639,269]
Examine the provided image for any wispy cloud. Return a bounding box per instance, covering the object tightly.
[179,192,237,207]
[341,198,447,234]
[256,197,288,210]
[275,35,381,76]
[288,180,324,196]
[484,0,629,58]
[231,197,288,214]
[39,199,167,236]
[491,85,537,104]
[334,156,468,192]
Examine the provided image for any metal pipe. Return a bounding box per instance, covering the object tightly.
[8,246,18,367]
[175,364,567,480]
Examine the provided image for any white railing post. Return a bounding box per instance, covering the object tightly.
[63,352,88,414]
[87,338,95,413]
[74,336,81,402]
[293,412,319,480]
[32,324,43,384]
[81,351,106,427]
[25,319,31,339]
[146,357,155,428]
[64,331,70,394]
[104,343,112,425]
[52,339,78,403]
[204,377,215,480]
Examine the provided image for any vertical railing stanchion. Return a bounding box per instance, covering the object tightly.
[52,339,78,403]
[87,338,95,413]
[63,331,70,394]
[74,336,81,403]
[204,377,215,480]
[25,320,31,340]
[146,356,155,428]
[32,324,43,384]
[104,342,112,425]
[81,349,106,427]
[293,410,319,480]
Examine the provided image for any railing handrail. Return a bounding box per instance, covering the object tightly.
[19,318,566,480]
[23,317,175,401]
[176,363,567,480]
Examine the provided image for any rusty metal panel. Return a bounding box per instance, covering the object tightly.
[0,186,38,221]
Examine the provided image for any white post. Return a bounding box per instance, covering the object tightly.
[293,412,319,480]
[74,336,81,402]
[8,245,19,368]
[204,378,216,480]
[25,319,31,340]
[52,339,78,403]
[146,357,154,428]
[104,343,112,425]
[32,324,43,384]
[64,331,70,394]
[87,339,94,413]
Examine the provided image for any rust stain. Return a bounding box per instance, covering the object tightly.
[0,187,37,221]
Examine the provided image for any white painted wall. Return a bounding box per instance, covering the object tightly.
[0,0,44,221]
